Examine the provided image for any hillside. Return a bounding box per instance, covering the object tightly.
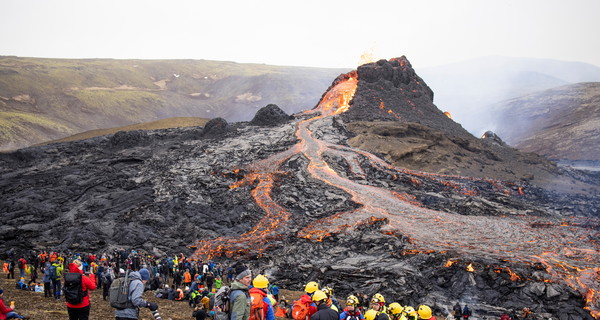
[417,56,600,135]
[0,56,348,151]
[37,116,210,146]
[489,82,600,161]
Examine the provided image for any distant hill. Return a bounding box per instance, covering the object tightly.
[417,56,600,135]
[0,56,348,151]
[37,116,210,146]
[489,82,600,161]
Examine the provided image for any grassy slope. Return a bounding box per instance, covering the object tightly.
[39,117,210,145]
[0,56,347,150]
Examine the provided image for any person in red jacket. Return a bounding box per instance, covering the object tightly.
[0,288,30,319]
[66,260,97,320]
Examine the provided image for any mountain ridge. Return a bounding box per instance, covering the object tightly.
[0,56,348,150]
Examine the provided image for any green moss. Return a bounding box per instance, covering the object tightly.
[0,111,72,139]
[69,89,166,121]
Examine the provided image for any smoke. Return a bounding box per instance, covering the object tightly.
[415,56,600,138]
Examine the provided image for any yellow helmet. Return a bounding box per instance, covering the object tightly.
[305,281,319,294]
[347,295,360,306]
[312,290,328,302]
[405,306,417,316]
[365,310,379,320]
[322,286,334,297]
[371,293,386,304]
[417,305,432,319]
[252,274,269,289]
[388,303,404,315]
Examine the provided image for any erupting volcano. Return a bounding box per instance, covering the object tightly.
[192,57,599,319]
[1,57,599,320]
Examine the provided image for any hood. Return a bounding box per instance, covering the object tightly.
[68,263,83,273]
[249,287,267,297]
[126,271,142,281]
[300,294,313,304]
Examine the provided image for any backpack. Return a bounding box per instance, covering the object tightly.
[249,291,265,320]
[49,265,58,280]
[214,285,232,311]
[213,285,232,320]
[292,299,311,320]
[109,271,135,309]
[63,272,87,304]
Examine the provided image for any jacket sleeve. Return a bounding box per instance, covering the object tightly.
[309,303,318,316]
[264,298,275,320]
[230,290,247,320]
[83,274,97,291]
[0,299,13,314]
[130,280,149,308]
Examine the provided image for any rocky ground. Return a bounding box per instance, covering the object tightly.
[1,57,599,320]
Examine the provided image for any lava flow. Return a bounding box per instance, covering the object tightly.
[192,70,600,317]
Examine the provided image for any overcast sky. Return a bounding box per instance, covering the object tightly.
[1,0,599,69]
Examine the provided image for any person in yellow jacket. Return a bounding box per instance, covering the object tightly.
[50,260,64,300]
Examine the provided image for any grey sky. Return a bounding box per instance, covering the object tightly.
[1,0,599,69]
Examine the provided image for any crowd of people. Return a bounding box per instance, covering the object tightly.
[0,249,536,320]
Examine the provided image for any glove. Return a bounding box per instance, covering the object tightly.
[147,302,159,311]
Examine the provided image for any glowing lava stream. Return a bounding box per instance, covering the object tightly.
[194,76,599,317]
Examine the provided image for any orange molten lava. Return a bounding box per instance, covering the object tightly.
[466,263,475,272]
[445,259,457,267]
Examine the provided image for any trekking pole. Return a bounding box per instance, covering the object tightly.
[151,310,163,320]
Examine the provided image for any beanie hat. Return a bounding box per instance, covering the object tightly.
[233,263,251,280]
[139,268,150,281]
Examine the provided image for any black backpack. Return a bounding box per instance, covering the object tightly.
[63,272,87,304]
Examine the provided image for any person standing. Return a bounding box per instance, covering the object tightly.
[311,290,338,320]
[340,295,365,320]
[113,268,158,320]
[250,275,275,320]
[17,258,26,280]
[452,304,462,320]
[462,306,471,320]
[7,261,15,280]
[51,259,64,300]
[65,260,97,320]
[229,265,252,320]
[42,263,52,298]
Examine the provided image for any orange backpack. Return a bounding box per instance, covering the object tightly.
[249,291,266,320]
[292,299,311,320]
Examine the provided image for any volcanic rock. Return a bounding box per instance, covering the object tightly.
[250,104,292,127]
[201,117,230,137]
[342,56,472,140]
